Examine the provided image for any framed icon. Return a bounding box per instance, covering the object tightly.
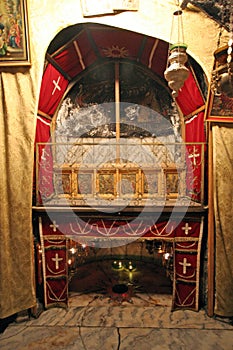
[0,0,31,66]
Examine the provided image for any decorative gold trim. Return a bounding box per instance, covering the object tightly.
[176,272,196,280]
[195,216,204,310]
[43,235,66,240]
[39,216,48,308]
[174,237,199,242]
[46,264,66,275]
[174,285,196,308]
[46,282,68,303]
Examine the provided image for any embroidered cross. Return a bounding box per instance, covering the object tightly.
[188,146,200,166]
[179,257,192,274]
[52,253,63,270]
[182,223,192,235]
[52,76,61,95]
[50,221,59,232]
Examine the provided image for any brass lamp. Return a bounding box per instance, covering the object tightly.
[164,4,189,98]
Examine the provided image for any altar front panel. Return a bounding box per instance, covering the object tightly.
[38,215,204,310]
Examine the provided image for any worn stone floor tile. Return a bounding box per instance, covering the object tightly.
[0,326,83,350]
[80,305,171,327]
[1,296,232,350]
[119,328,233,350]
[26,308,69,326]
[0,325,119,350]
[68,292,172,308]
[80,327,119,350]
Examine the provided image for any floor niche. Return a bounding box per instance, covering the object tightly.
[68,255,173,307]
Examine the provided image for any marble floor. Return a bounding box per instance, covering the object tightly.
[1,260,233,350]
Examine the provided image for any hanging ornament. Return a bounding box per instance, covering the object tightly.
[164,3,189,98]
[211,1,233,97]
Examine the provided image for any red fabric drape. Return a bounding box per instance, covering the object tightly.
[176,71,206,203]
[176,71,204,116]
[184,112,206,202]
[176,71,206,147]
[185,112,206,143]
[38,64,69,116]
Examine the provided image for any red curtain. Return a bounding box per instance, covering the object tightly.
[176,71,206,203]
[38,64,69,116]
[176,71,204,116]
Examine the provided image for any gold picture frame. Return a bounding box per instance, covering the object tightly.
[0,0,31,66]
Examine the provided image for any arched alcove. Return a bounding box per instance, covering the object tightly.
[33,22,208,311]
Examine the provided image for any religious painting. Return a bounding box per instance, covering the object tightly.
[54,170,72,196]
[62,173,72,195]
[0,0,30,66]
[98,171,115,196]
[165,169,179,198]
[206,45,233,122]
[208,93,233,119]
[120,172,137,196]
[77,172,93,196]
[143,171,158,196]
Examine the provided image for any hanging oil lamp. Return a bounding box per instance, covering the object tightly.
[164,3,189,98]
[210,1,233,97]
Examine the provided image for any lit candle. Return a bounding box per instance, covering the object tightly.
[129,272,133,283]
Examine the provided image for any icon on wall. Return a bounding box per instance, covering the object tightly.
[0,0,30,66]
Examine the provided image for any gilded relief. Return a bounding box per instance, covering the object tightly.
[54,171,71,195]
[98,172,115,195]
[166,171,179,196]
[77,173,93,195]
[62,173,71,194]
[120,173,137,195]
[143,172,158,195]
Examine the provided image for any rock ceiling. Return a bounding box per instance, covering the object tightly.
[182,1,231,31]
